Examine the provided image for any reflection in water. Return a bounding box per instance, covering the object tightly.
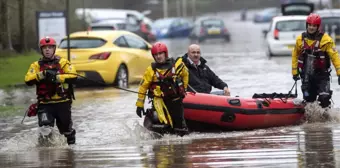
[0,148,75,168]
[302,125,336,168]
[150,144,192,168]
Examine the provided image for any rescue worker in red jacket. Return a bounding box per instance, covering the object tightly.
[135,42,189,134]
[24,37,77,145]
[292,13,340,108]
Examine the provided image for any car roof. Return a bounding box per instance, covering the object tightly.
[316,9,340,17]
[272,15,307,22]
[66,30,138,41]
[195,16,224,22]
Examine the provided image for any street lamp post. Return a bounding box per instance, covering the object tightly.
[66,0,70,61]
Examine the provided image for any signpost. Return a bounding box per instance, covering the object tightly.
[36,11,66,46]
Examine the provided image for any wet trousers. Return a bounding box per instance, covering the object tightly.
[301,74,332,108]
[37,101,76,144]
[163,98,188,129]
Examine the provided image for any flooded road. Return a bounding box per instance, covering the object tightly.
[1,10,340,167]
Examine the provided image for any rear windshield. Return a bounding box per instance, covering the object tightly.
[202,20,224,27]
[275,20,305,32]
[91,26,115,30]
[322,17,340,26]
[59,38,106,49]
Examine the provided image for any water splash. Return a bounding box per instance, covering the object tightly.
[0,128,68,152]
[304,102,340,123]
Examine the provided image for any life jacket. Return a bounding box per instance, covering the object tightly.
[148,58,186,99]
[297,32,331,75]
[36,57,71,102]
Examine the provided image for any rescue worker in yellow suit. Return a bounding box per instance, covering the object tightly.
[135,42,189,135]
[292,13,340,109]
[25,36,77,145]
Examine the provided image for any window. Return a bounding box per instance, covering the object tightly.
[321,17,340,34]
[114,36,129,48]
[202,19,224,28]
[275,20,305,32]
[124,35,147,49]
[59,38,106,49]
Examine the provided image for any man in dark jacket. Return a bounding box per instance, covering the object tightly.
[181,44,230,95]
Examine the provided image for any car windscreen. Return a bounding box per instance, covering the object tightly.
[202,20,224,27]
[275,20,305,32]
[152,18,175,29]
[59,38,106,49]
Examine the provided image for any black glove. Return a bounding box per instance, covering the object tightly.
[136,107,145,118]
[293,75,300,81]
[338,76,340,85]
[44,69,58,83]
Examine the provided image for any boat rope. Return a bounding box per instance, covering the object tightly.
[64,73,197,96]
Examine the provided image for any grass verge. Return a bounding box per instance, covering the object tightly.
[0,51,40,88]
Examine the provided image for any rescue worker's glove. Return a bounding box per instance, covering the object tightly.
[338,76,340,85]
[44,69,58,83]
[293,75,300,81]
[136,107,145,118]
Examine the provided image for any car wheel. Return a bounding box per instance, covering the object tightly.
[114,65,128,88]
[267,47,274,57]
[224,35,230,42]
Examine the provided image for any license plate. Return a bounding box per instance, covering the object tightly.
[287,45,295,49]
[208,29,221,35]
[77,71,86,77]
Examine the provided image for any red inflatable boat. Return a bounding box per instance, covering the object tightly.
[183,92,305,131]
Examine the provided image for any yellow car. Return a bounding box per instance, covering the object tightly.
[55,30,154,88]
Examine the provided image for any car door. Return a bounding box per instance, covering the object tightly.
[125,14,140,34]
[124,34,153,80]
[169,19,182,37]
[113,36,140,81]
[179,19,193,37]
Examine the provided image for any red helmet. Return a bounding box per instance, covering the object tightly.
[39,36,56,48]
[151,42,168,58]
[306,13,321,26]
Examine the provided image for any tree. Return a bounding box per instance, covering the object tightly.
[18,0,26,52]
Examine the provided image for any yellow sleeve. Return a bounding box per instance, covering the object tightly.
[292,35,302,76]
[57,59,78,83]
[180,63,189,90]
[136,66,153,108]
[325,39,340,76]
[24,62,43,85]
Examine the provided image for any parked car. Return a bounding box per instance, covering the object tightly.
[264,2,314,57]
[88,14,156,43]
[253,7,281,23]
[151,17,193,39]
[189,17,230,43]
[55,30,154,88]
[316,9,340,42]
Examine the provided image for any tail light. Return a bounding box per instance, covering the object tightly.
[274,29,279,40]
[223,28,228,33]
[89,52,111,60]
[200,28,205,35]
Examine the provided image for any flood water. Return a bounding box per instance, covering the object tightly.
[1,10,340,168]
